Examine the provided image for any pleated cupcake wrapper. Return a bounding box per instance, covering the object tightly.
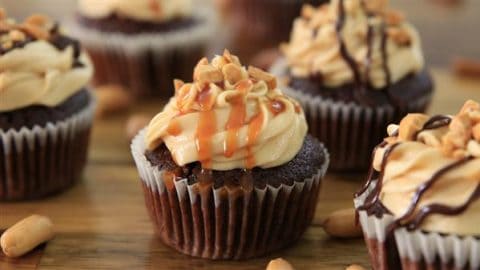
[68,9,217,98]
[354,183,480,270]
[270,59,432,171]
[0,95,95,201]
[131,129,329,260]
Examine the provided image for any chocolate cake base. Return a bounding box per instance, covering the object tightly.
[286,70,433,171]
[74,15,209,98]
[0,90,94,201]
[0,89,91,130]
[145,135,327,188]
[77,14,197,34]
[134,135,329,260]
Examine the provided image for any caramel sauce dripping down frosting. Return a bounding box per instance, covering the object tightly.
[145,50,308,171]
[357,100,480,236]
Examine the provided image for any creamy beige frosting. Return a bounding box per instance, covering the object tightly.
[371,101,480,236]
[0,13,93,112]
[281,0,425,89]
[78,0,193,22]
[146,51,308,171]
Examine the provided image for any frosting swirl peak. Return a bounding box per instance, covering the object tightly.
[145,50,308,170]
[281,0,425,89]
[0,11,93,112]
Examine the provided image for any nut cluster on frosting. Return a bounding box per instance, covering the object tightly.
[386,100,480,159]
[0,10,57,52]
[145,51,308,170]
[174,50,278,113]
[0,9,93,112]
[281,0,425,89]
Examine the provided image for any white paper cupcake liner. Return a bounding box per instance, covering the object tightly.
[355,182,480,270]
[131,129,329,260]
[67,9,217,97]
[271,59,432,171]
[0,92,95,201]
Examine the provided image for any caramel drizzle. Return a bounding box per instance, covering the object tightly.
[224,95,246,158]
[357,113,479,231]
[195,86,216,168]
[246,108,264,169]
[167,118,182,136]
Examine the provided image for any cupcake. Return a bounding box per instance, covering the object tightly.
[131,50,329,259]
[0,11,95,200]
[273,0,434,171]
[355,100,480,270]
[70,0,215,98]
[216,0,328,60]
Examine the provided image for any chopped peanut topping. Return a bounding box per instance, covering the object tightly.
[398,114,429,141]
[389,100,480,158]
[173,51,280,112]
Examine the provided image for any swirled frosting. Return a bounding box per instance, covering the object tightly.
[146,50,308,170]
[281,0,425,89]
[361,100,480,236]
[0,12,93,112]
[78,0,193,22]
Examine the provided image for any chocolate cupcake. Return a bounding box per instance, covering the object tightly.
[355,100,480,270]
[272,0,434,171]
[131,51,329,260]
[0,12,95,201]
[70,0,215,98]
[217,0,328,60]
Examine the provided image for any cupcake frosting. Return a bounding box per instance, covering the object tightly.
[78,0,193,23]
[146,50,308,170]
[281,0,425,89]
[0,12,93,112]
[358,101,480,236]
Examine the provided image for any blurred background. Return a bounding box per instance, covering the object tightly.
[0,0,478,67]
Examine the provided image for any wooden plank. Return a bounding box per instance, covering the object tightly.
[37,230,368,270]
[0,68,479,269]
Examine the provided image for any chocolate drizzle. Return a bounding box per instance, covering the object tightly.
[336,0,362,87]
[335,0,395,106]
[357,113,479,233]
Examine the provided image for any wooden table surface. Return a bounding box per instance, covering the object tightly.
[0,68,479,270]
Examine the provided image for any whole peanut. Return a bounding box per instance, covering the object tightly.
[266,258,295,270]
[1,215,55,258]
[323,208,363,238]
[346,264,367,270]
[125,114,151,140]
[95,85,132,118]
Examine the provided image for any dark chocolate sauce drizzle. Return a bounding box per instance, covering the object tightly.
[334,0,395,106]
[356,113,479,234]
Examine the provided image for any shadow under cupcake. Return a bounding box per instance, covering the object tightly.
[131,51,329,259]
[271,0,434,171]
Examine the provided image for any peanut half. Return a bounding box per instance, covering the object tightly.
[323,208,363,238]
[125,114,151,141]
[1,215,55,258]
[346,264,367,270]
[266,258,295,270]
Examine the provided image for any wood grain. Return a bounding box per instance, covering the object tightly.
[0,68,479,269]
